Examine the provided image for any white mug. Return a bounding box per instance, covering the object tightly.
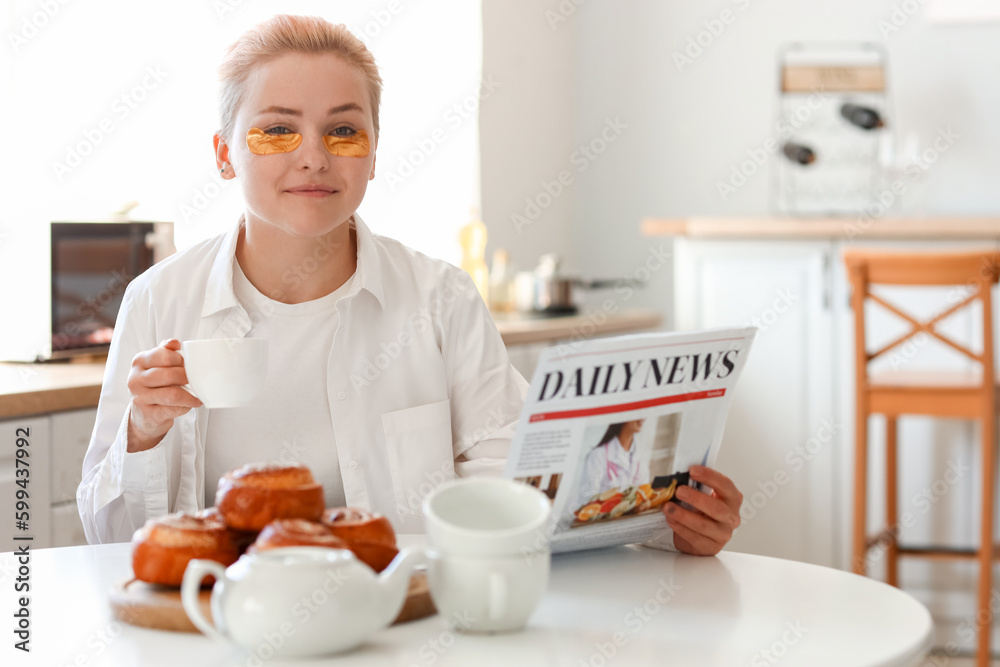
[179,338,268,409]
[422,478,552,632]
[427,550,550,633]
[422,478,552,558]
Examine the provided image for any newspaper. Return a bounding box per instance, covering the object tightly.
[503,326,756,553]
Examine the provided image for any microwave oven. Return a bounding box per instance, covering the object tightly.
[0,220,175,362]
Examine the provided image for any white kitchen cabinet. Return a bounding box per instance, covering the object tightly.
[50,501,88,548]
[0,416,52,552]
[0,408,97,553]
[674,238,837,567]
[50,408,97,547]
[51,409,97,506]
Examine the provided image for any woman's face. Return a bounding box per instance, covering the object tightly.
[622,420,645,437]
[216,52,377,239]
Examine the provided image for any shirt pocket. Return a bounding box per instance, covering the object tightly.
[382,398,455,532]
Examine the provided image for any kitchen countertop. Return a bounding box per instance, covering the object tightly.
[0,359,105,419]
[0,309,663,418]
[642,216,1000,239]
[491,308,662,346]
[0,538,932,666]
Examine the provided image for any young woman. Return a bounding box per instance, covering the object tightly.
[575,420,650,508]
[76,14,742,557]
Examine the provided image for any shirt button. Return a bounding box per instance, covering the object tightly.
[337,391,347,400]
[349,460,359,469]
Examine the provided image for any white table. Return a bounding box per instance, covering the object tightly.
[2,539,932,667]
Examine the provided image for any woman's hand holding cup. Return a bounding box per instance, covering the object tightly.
[126,338,202,453]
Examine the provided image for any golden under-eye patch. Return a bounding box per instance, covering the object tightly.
[246,127,371,157]
[323,129,371,157]
[246,127,302,154]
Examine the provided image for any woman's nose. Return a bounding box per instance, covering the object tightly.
[295,133,331,170]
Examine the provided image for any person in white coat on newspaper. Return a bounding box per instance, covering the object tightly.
[76,14,743,558]
[576,420,651,507]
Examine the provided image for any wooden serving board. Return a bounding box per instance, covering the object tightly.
[109,571,435,633]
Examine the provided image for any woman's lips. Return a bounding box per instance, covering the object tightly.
[286,188,336,198]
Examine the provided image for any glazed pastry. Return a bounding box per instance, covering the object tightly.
[197,506,258,554]
[322,507,398,573]
[215,462,325,532]
[131,512,240,587]
[247,518,348,554]
[321,507,396,547]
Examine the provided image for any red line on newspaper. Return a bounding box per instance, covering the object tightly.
[528,388,726,422]
[558,337,749,361]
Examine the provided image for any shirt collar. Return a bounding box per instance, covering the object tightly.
[201,212,385,318]
[607,436,634,461]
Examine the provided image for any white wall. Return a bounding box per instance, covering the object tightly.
[481,0,1000,327]
[481,0,576,281]
[3,0,482,256]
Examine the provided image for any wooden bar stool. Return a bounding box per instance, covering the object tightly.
[844,249,1000,666]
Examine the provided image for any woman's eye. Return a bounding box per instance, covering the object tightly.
[330,126,357,137]
[265,126,293,135]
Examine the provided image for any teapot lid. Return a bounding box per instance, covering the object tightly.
[251,546,357,567]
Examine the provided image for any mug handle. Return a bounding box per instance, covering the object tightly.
[488,571,507,621]
[181,559,228,642]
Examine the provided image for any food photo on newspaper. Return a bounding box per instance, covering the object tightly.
[503,326,757,553]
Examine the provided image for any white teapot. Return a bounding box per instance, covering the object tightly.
[181,546,426,657]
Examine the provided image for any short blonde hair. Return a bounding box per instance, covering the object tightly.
[217,15,383,145]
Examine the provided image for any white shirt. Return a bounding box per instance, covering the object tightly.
[77,214,530,544]
[575,436,651,508]
[203,258,355,508]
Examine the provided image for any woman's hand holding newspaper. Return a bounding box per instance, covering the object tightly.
[664,465,743,556]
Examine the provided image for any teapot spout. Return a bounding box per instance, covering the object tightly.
[375,546,427,628]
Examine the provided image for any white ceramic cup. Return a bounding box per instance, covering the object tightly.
[422,478,552,632]
[427,550,550,633]
[422,478,552,558]
[179,338,268,409]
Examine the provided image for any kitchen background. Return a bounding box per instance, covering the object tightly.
[3,0,1000,655]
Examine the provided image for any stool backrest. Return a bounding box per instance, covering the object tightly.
[843,249,1000,387]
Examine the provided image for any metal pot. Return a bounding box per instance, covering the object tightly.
[513,254,641,315]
